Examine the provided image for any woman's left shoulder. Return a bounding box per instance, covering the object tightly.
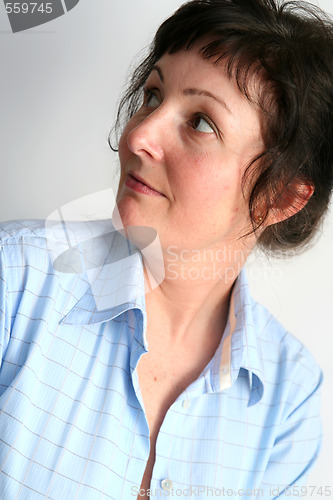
[251,298,322,389]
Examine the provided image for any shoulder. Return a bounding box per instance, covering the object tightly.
[0,219,93,330]
[237,270,321,388]
[0,218,49,261]
[0,220,59,301]
[0,220,51,275]
[0,219,48,243]
[0,217,115,294]
[0,218,114,267]
[251,298,322,406]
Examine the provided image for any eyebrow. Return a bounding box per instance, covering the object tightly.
[151,65,164,83]
[151,64,232,115]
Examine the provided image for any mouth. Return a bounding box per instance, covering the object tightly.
[125,173,165,197]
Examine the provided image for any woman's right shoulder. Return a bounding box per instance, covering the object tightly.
[0,220,51,274]
[0,220,60,305]
[0,219,48,243]
[0,221,56,361]
[0,219,92,343]
[0,217,114,293]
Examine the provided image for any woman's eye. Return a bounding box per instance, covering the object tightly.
[144,90,160,108]
[192,116,215,134]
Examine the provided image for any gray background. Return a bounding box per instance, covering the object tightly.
[0,0,332,493]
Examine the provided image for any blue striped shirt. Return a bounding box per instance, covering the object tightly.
[0,220,322,499]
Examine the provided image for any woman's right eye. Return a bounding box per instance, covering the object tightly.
[144,89,160,108]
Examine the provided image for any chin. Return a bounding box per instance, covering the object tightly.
[114,195,150,230]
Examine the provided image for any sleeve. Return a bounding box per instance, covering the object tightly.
[0,243,11,369]
[258,368,323,499]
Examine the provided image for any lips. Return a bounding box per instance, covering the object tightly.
[125,173,165,197]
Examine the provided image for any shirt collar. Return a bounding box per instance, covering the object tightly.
[59,227,147,346]
[210,269,265,406]
[58,229,264,405]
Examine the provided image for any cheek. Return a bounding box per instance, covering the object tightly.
[229,207,240,224]
[173,153,235,205]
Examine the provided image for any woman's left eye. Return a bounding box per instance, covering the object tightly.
[192,116,215,134]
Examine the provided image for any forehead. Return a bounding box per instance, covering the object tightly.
[151,48,262,105]
[154,50,261,115]
[153,48,229,83]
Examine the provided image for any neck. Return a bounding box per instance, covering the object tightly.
[143,241,251,344]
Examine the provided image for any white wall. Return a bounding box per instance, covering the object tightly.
[1,0,332,493]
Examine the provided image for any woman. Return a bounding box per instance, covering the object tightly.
[0,0,332,498]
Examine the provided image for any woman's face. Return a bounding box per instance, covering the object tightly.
[116,48,264,254]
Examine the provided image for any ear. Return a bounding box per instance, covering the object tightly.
[266,179,314,226]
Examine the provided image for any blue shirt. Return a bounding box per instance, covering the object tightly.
[0,220,322,499]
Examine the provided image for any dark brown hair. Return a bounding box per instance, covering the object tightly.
[110,0,333,254]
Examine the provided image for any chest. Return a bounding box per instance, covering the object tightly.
[136,366,180,445]
[135,352,269,498]
[136,350,206,498]
[0,334,272,499]
[137,345,209,439]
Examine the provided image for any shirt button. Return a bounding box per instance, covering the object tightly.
[161,478,173,491]
[182,399,191,409]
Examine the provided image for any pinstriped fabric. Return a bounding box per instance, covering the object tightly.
[0,220,322,499]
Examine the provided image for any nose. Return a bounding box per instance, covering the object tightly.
[126,112,165,162]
